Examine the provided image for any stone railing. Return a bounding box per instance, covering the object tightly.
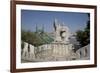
[21,41,80,62]
[76,44,90,60]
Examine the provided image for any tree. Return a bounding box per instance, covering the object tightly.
[21,29,54,47]
[76,13,90,47]
[21,30,35,45]
[76,30,89,47]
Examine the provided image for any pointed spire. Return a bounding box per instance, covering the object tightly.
[54,18,58,31]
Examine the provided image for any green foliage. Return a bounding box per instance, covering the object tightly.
[76,13,90,47]
[21,30,54,47]
[21,30,35,45]
[76,30,89,47]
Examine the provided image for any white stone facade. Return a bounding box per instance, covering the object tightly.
[21,42,78,62]
[53,19,70,43]
[21,19,89,62]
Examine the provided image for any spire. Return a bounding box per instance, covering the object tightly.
[54,18,58,31]
[36,24,38,32]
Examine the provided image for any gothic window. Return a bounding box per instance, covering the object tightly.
[28,44,30,53]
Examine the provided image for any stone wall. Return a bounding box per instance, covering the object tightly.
[76,44,90,60]
[21,42,90,62]
[21,41,79,62]
[21,42,35,62]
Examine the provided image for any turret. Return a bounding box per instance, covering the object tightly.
[53,19,58,31]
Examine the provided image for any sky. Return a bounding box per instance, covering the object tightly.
[21,10,89,33]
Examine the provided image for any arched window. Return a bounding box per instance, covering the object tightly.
[28,44,30,53]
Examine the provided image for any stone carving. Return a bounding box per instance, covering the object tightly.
[53,19,70,43]
[21,19,89,62]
